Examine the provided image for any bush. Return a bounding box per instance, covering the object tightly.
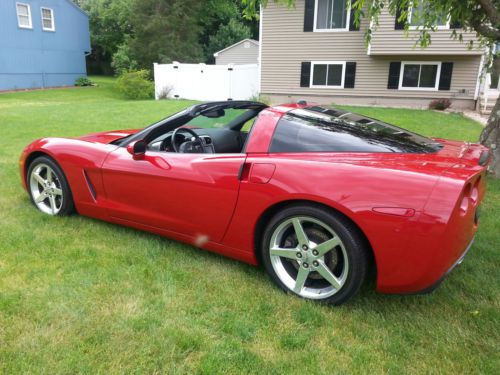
[115,70,154,100]
[249,93,271,105]
[111,41,139,76]
[157,86,173,100]
[74,77,94,87]
[429,98,451,111]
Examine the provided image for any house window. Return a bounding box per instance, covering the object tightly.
[408,1,449,29]
[399,62,441,90]
[314,0,350,31]
[41,7,55,31]
[16,3,32,29]
[311,62,345,88]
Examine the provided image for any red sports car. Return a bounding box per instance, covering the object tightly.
[20,101,490,305]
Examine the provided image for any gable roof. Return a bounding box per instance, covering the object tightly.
[213,39,259,57]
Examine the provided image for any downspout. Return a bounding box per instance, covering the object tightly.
[85,50,91,77]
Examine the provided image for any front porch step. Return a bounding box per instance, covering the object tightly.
[478,92,498,115]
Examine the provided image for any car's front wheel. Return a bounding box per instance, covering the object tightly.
[27,156,74,216]
[261,204,369,305]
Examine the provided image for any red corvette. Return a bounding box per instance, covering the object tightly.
[20,101,490,304]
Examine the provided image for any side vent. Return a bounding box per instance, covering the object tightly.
[83,170,97,201]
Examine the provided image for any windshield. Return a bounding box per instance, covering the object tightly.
[184,108,248,129]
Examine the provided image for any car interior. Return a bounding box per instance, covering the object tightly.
[121,101,268,154]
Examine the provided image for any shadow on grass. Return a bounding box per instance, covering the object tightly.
[53,205,463,318]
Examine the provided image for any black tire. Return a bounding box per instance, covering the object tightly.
[27,156,75,216]
[261,204,370,305]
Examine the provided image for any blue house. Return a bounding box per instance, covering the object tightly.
[0,0,90,91]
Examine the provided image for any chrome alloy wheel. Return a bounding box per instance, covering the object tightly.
[269,216,349,299]
[29,163,63,215]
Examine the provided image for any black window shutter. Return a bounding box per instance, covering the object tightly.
[438,62,453,90]
[387,62,401,89]
[344,62,356,88]
[349,9,360,31]
[304,0,315,32]
[300,62,311,87]
[394,1,407,30]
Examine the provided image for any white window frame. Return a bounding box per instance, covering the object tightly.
[313,0,351,32]
[398,61,442,91]
[408,1,450,30]
[16,2,32,29]
[310,61,346,89]
[40,7,55,31]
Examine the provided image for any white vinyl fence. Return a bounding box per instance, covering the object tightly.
[154,62,259,101]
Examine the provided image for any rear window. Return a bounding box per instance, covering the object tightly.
[269,106,443,153]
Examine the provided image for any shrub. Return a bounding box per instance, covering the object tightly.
[249,93,271,105]
[111,41,139,76]
[157,86,173,100]
[74,77,94,87]
[115,70,154,100]
[429,98,451,111]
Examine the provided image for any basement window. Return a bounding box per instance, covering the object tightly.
[399,62,441,90]
[311,62,345,88]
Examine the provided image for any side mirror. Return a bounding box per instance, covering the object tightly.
[126,140,146,160]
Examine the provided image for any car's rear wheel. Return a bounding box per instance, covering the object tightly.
[27,156,74,216]
[261,204,369,305]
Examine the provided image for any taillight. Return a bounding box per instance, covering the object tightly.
[459,176,481,215]
[459,183,471,214]
[470,176,480,204]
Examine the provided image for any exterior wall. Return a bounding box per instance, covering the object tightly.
[266,95,476,110]
[370,8,483,55]
[260,1,482,108]
[0,0,90,91]
[215,41,259,65]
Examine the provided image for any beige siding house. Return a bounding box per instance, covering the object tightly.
[214,39,259,65]
[260,0,485,109]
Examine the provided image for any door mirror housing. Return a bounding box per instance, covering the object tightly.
[127,140,146,160]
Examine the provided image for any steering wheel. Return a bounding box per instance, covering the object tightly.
[171,127,203,153]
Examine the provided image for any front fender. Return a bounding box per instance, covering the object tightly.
[20,138,116,219]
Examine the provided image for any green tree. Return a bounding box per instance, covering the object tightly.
[127,0,205,69]
[206,19,252,63]
[198,0,258,62]
[76,0,134,74]
[111,38,139,75]
[243,0,500,176]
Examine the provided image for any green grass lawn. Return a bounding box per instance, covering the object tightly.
[1,77,499,374]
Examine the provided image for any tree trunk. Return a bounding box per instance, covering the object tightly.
[480,95,500,177]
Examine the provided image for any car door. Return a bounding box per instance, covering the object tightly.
[101,147,245,243]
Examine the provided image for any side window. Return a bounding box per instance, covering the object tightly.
[16,3,32,29]
[41,7,55,31]
[315,0,349,31]
[311,62,344,87]
[399,62,441,90]
[408,1,450,29]
[301,61,356,89]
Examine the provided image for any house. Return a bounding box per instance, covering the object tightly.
[214,39,259,65]
[0,0,90,91]
[259,0,485,109]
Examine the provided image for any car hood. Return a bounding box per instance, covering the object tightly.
[76,129,140,144]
